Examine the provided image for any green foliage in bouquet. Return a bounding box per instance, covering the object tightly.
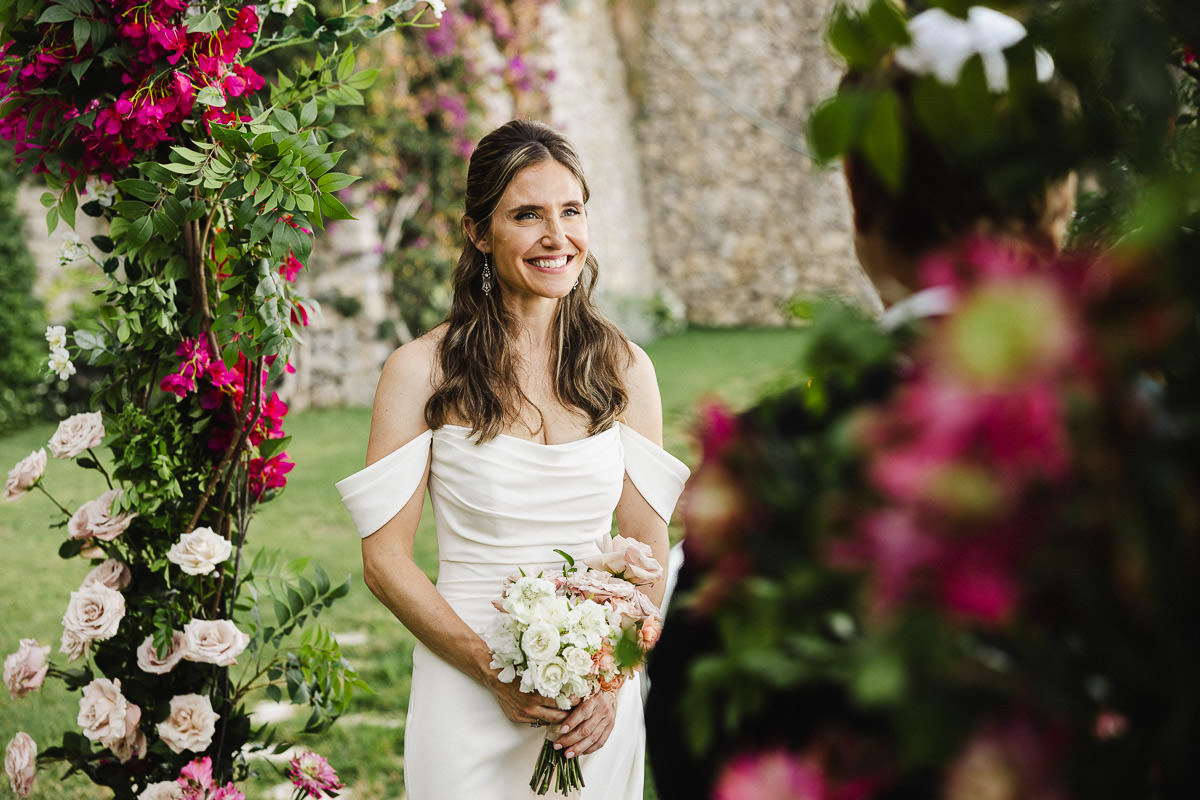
[0,0,443,797]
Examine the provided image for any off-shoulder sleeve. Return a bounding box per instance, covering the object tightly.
[618,423,691,524]
[335,429,433,538]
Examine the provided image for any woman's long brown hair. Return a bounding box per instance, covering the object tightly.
[424,119,633,442]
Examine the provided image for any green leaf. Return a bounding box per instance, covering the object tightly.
[196,86,226,107]
[344,68,378,91]
[827,4,875,69]
[860,88,905,193]
[274,597,291,626]
[865,0,908,46]
[115,179,160,202]
[185,9,221,32]
[73,15,89,50]
[299,97,318,128]
[318,192,353,221]
[69,56,92,84]
[36,4,76,23]
[45,205,59,234]
[274,108,299,133]
[316,171,358,193]
[160,162,198,174]
[337,49,356,81]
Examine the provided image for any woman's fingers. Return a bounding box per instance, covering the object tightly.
[554,693,616,757]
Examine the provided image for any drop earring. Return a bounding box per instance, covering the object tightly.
[481,254,492,295]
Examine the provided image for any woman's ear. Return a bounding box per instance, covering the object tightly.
[463,217,490,253]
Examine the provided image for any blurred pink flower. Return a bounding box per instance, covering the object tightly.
[714,749,828,800]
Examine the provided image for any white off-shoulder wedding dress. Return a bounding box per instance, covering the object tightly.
[337,422,689,799]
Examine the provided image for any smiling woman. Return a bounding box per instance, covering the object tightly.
[337,119,689,798]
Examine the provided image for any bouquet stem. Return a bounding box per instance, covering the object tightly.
[530,729,584,796]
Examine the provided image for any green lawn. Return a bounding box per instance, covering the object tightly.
[0,327,805,800]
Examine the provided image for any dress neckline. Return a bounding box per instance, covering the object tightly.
[437,423,619,450]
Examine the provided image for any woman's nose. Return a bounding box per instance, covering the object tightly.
[542,218,566,247]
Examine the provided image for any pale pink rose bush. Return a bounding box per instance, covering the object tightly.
[157,694,219,754]
[47,411,105,459]
[69,488,138,543]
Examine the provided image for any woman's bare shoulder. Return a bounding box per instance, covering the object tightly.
[367,325,447,461]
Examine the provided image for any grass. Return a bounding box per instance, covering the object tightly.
[0,327,806,800]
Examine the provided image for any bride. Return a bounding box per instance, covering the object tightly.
[336,119,689,798]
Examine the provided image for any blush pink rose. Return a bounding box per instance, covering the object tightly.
[564,569,637,605]
[77,678,130,744]
[48,411,105,459]
[59,627,89,662]
[639,615,663,650]
[108,703,147,763]
[157,694,219,754]
[137,632,187,674]
[4,449,46,502]
[182,619,249,666]
[166,526,232,575]
[3,639,50,699]
[62,583,126,648]
[68,489,136,542]
[82,558,132,591]
[584,534,663,585]
[4,731,36,798]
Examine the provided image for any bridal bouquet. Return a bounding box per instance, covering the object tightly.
[485,536,664,796]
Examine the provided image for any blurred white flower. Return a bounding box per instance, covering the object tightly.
[85,179,117,208]
[57,231,88,268]
[44,325,67,348]
[49,347,75,381]
[426,0,444,18]
[895,6,1053,93]
[268,0,300,15]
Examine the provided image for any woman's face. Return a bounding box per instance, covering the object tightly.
[479,159,588,305]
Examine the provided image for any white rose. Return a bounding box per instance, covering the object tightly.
[561,646,593,678]
[137,632,187,674]
[82,559,132,591]
[48,411,105,459]
[4,731,36,798]
[566,600,610,650]
[157,694,219,754]
[45,325,68,349]
[4,449,46,502]
[68,489,136,543]
[532,657,569,700]
[503,576,558,624]
[3,639,50,699]
[182,619,249,666]
[520,621,561,663]
[77,678,129,743]
[139,781,185,800]
[62,583,126,644]
[166,527,232,575]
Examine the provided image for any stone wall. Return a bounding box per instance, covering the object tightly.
[614,0,880,325]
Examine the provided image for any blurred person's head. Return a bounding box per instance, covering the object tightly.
[824,6,1079,304]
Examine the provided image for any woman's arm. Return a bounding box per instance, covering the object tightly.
[614,342,671,608]
[359,335,567,727]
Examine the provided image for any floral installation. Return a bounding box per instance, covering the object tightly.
[485,540,664,795]
[0,0,442,796]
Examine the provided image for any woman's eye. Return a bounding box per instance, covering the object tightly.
[516,211,538,221]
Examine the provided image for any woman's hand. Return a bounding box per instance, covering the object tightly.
[553,691,618,758]
[486,672,569,728]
